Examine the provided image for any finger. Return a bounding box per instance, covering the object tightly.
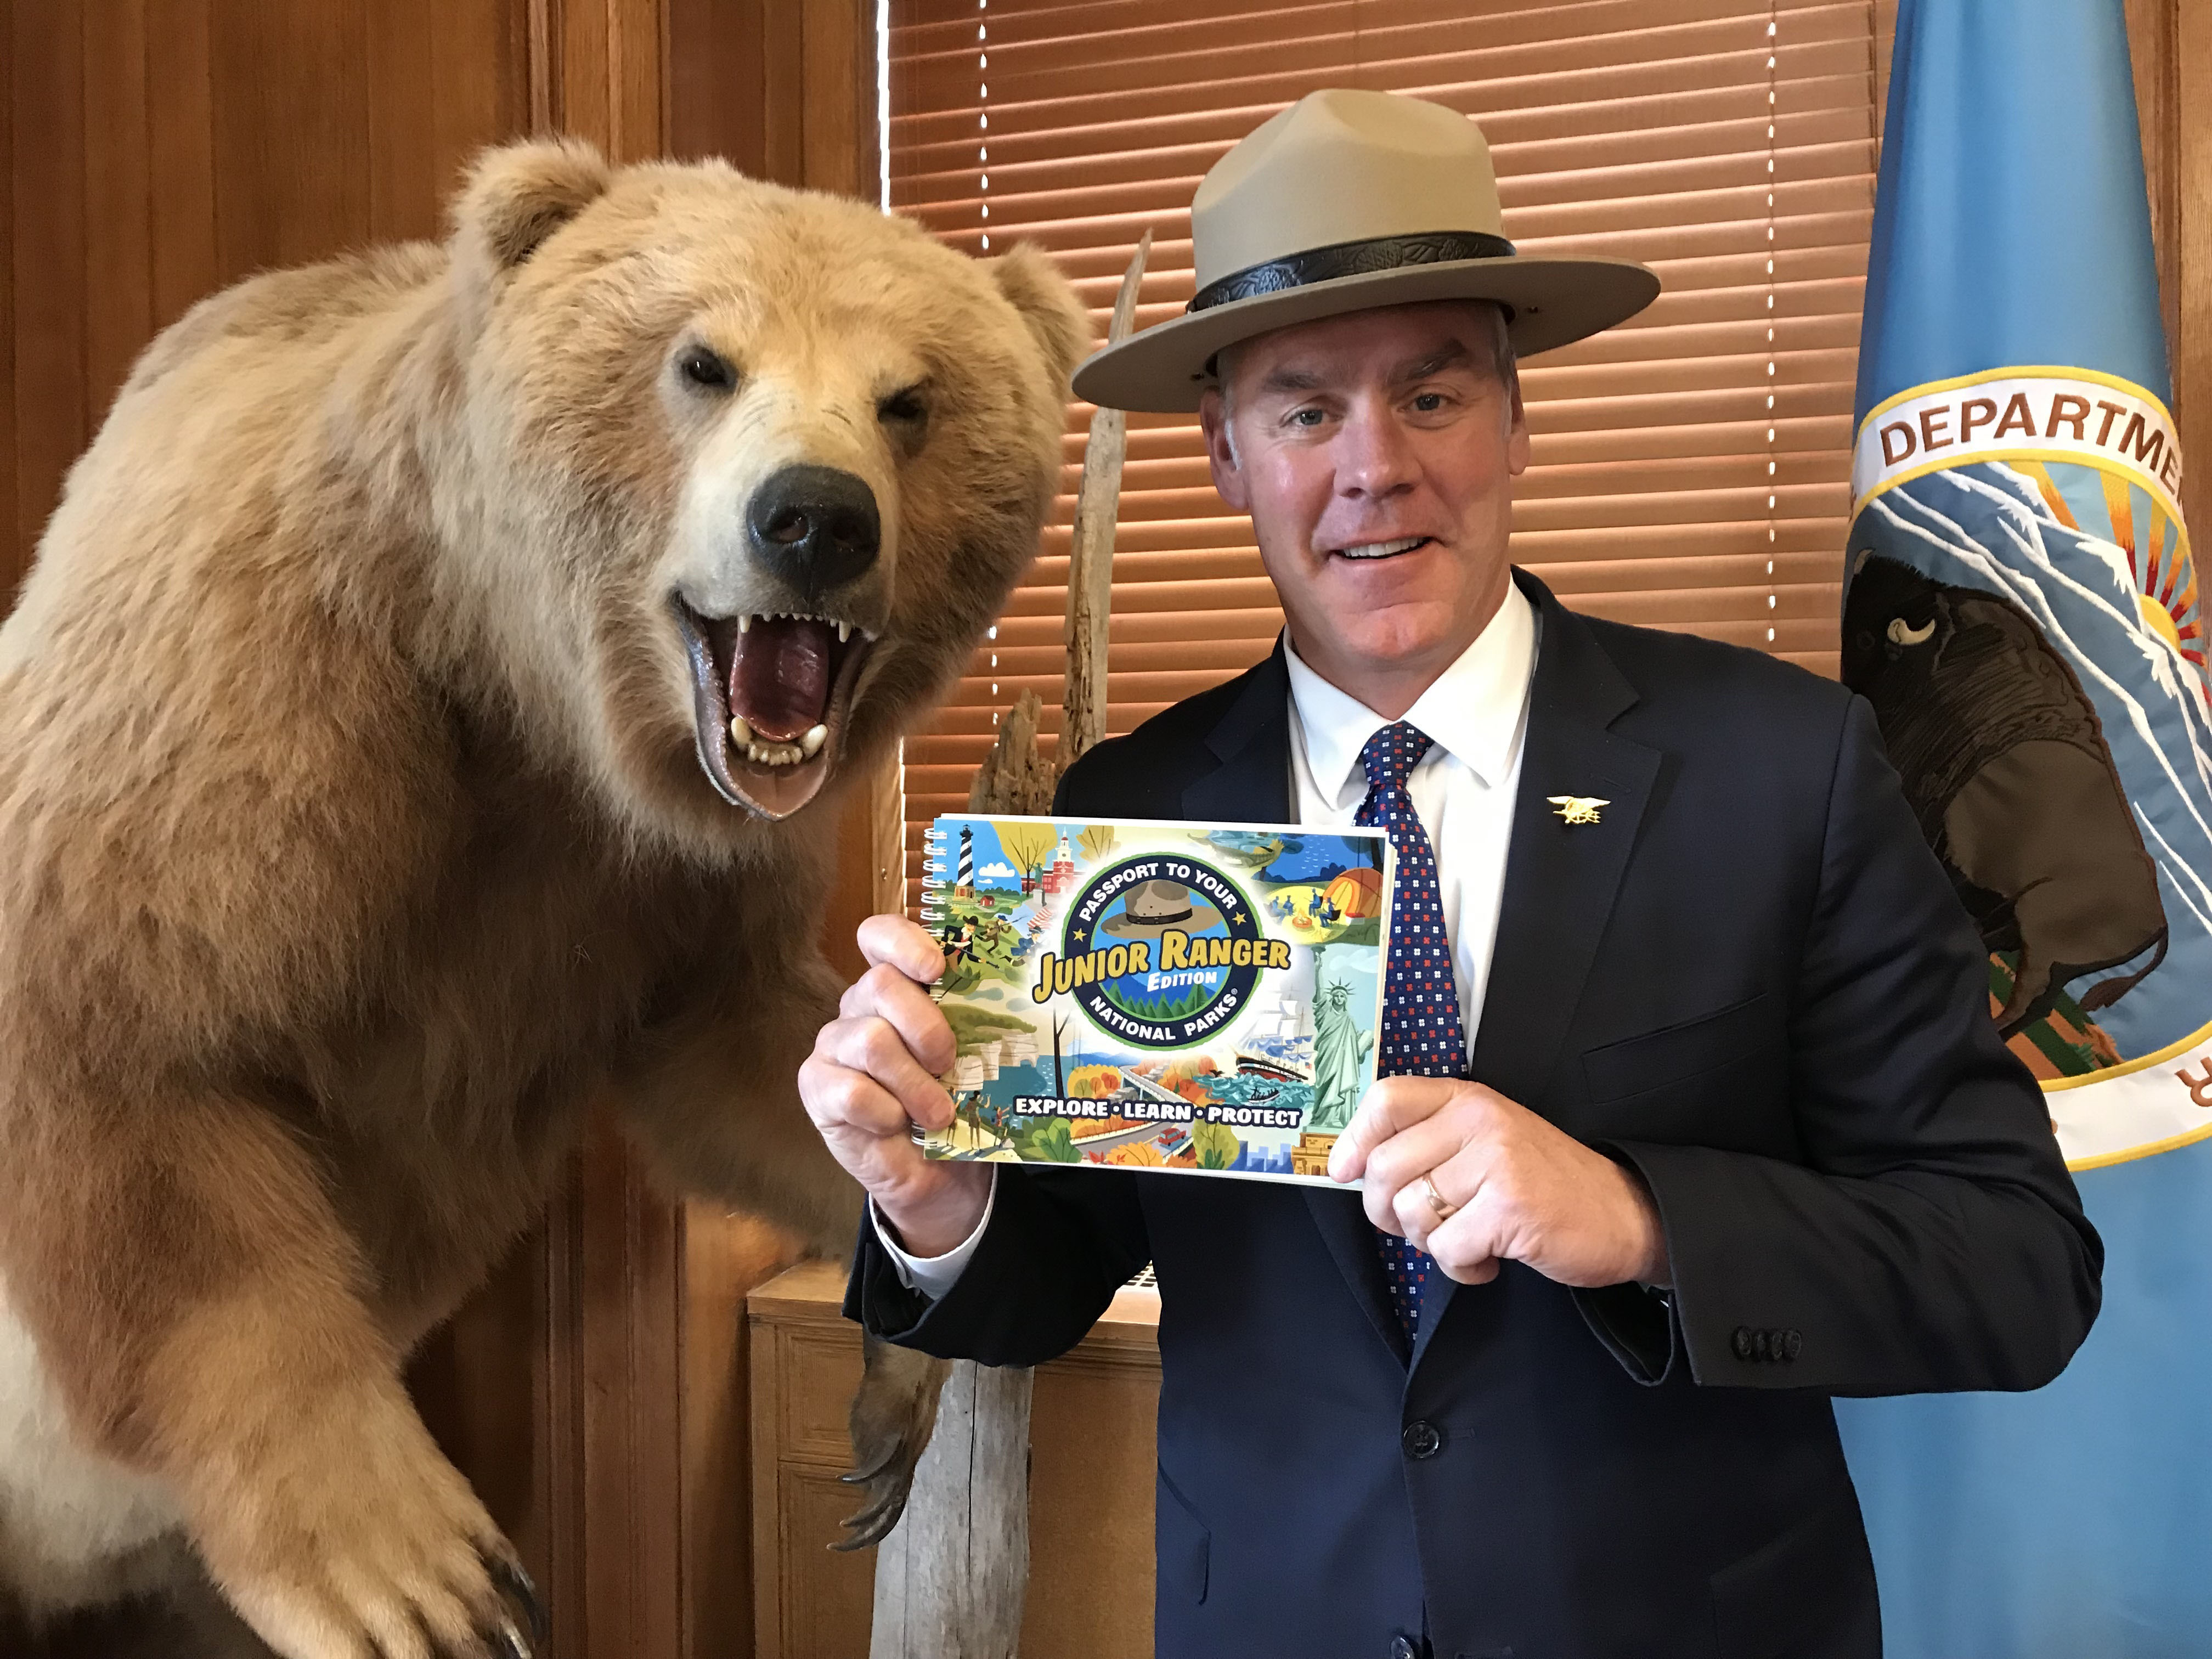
[825,1014,957,1129]
[839,963,957,1074]
[799,1059,944,1193]
[1421,1197,1504,1285]
[1327,1075,1456,1181]
[1354,1111,1480,1233]
[1383,1143,1477,1246]
[802,1045,940,1141]
[856,913,947,982]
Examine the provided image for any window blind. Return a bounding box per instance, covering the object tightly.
[888,0,1895,893]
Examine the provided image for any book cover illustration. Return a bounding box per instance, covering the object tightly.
[916,814,1391,1184]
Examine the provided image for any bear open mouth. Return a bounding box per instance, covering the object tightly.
[671,597,875,820]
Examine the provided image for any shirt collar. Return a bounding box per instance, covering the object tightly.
[1283,578,1537,803]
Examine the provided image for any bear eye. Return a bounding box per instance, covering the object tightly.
[678,346,736,393]
[877,386,928,425]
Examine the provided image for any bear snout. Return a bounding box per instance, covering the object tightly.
[747,464,881,606]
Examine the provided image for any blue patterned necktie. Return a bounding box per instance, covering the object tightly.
[1353,720,1467,1341]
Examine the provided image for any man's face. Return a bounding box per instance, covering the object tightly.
[1200,301,1530,699]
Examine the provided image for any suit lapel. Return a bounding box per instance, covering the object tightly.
[1304,1186,1413,1363]
[1467,578,1662,1104]
[1181,641,1294,825]
[1412,574,1664,1373]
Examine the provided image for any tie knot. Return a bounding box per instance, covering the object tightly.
[1358,721,1435,795]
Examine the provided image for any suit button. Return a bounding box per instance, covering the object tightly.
[1782,1329,1803,1360]
[1390,1638,1421,1659]
[1401,1420,1444,1460]
[1732,1325,1756,1359]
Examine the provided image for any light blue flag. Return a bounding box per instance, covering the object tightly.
[1834,2,2212,1654]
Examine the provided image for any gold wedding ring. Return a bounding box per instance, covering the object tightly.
[1420,1173,1457,1222]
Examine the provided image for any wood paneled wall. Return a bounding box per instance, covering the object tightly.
[2127,0,2212,545]
[3,0,532,594]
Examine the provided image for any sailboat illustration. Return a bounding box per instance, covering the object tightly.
[1233,989,1314,1084]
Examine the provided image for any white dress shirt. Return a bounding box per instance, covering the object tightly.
[875,582,1542,1297]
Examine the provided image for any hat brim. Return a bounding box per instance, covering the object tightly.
[1070,255,1660,413]
[1099,903,1228,937]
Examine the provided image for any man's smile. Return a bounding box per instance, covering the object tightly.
[1329,534,1436,560]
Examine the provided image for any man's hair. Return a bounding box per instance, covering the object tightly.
[1213,299,1517,466]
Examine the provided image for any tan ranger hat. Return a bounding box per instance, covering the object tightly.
[1072,88,1661,413]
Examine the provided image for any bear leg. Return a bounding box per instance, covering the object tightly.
[0,1080,543,1659]
[612,930,865,1254]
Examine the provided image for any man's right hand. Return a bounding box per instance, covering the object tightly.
[799,913,994,1259]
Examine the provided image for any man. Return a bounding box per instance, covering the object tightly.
[800,91,2100,1658]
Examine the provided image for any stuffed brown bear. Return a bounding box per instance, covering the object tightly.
[0,139,1084,1658]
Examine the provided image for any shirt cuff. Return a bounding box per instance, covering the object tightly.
[870,1170,998,1300]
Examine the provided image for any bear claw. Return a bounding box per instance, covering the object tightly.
[486,1553,546,1650]
[834,1334,950,1551]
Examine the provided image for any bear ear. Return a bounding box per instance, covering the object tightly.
[988,244,1091,393]
[453,138,612,275]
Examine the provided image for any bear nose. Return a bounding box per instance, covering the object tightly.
[747,464,881,603]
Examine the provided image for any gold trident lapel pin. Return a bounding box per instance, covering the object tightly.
[1548,795,1609,827]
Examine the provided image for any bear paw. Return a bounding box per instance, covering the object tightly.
[187,1385,545,1659]
[835,1333,950,1550]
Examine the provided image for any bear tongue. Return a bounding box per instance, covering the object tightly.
[729,616,834,743]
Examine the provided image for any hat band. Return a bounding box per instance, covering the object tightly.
[1128,906,1193,925]
[1188,230,1518,314]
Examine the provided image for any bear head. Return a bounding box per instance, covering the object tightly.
[436,139,1087,845]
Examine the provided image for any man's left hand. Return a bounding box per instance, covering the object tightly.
[1327,1077,1671,1290]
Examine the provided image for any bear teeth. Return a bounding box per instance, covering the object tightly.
[743,738,805,767]
[731,611,861,641]
[730,713,810,767]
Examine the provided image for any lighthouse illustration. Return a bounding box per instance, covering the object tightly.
[955,823,975,898]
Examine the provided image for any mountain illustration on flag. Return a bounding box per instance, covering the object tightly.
[1831,2,2212,1654]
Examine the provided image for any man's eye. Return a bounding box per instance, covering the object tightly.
[1413,392,1447,413]
[1289,408,1327,427]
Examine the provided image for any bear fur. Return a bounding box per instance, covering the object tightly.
[0,139,1084,1657]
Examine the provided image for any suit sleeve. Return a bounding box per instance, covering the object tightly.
[1605,695,2103,1395]
[843,757,1154,1364]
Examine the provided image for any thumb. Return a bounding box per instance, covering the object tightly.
[1326,1080,1398,1181]
[1327,1074,1452,1181]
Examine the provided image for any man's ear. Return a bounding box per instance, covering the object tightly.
[988,243,1091,392]
[1199,386,1250,511]
[1504,363,1532,478]
[451,138,611,279]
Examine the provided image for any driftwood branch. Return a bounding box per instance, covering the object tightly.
[966,689,1058,817]
[867,1361,1035,1659]
[1059,231,1150,771]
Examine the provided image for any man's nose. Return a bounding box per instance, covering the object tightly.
[1334,402,1419,500]
[746,464,881,605]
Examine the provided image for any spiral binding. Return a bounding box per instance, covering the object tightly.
[919,822,950,927]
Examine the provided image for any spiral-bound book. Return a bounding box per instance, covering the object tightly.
[913,814,1392,1185]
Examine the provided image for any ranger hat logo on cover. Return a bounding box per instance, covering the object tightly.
[1050,855,1278,1048]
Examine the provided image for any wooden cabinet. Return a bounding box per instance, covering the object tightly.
[747,1262,1163,1659]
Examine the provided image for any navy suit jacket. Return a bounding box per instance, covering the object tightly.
[848,572,2100,1659]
